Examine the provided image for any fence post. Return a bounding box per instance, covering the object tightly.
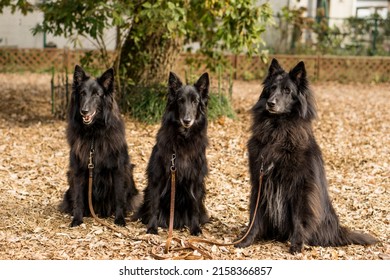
[233,55,238,79]
[316,54,320,81]
[51,66,55,115]
[63,47,69,70]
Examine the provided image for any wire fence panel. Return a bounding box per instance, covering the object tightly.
[0,48,389,83]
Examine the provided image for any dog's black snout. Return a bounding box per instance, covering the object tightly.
[81,108,89,115]
[183,118,192,125]
[267,100,276,108]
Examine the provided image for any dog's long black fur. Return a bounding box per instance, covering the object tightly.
[60,65,139,227]
[236,59,378,253]
[134,72,210,236]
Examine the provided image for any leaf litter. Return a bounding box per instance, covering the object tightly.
[0,73,388,260]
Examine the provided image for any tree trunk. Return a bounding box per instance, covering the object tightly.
[119,24,183,86]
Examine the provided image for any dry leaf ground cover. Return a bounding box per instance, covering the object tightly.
[0,73,388,260]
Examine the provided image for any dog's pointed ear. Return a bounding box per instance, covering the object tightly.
[73,65,86,85]
[98,68,115,93]
[289,61,306,82]
[268,58,283,77]
[194,72,209,100]
[168,72,183,94]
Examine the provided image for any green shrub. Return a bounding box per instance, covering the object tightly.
[123,85,167,124]
[208,93,236,120]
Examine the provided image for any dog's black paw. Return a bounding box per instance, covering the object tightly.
[190,226,202,236]
[70,218,83,227]
[146,227,158,235]
[234,237,254,248]
[114,217,126,227]
[289,243,302,254]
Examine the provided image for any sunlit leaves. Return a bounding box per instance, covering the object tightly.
[0,0,33,15]
[188,0,273,56]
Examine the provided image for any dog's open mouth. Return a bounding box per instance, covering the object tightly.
[82,111,96,125]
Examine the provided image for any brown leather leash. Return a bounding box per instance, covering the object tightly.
[86,140,146,242]
[87,140,124,232]
[164,153,176,253]
[151,152,214,259]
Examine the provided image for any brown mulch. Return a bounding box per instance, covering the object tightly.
[0,73,388,260]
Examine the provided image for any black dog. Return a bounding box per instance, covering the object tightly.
[60,65,139,227]
[236,59,378,253]
[134,72,210,235]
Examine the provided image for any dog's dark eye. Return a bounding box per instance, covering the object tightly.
[283,88,291,94]
[80,91,86,96]
[92,90,102,96]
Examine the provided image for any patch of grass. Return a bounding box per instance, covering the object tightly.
[123,85,167,124]
[122,85,235,124]
[208,93,236,120]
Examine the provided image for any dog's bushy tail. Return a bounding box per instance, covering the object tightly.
[310,224,378,247]
[341,227,378,246]
[320,226,379,247]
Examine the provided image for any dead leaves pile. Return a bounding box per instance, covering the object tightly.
[0,74,388,260]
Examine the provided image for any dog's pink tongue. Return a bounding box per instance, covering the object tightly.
[83,115,91,123]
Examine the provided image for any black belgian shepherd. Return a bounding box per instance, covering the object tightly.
[134,72,210,236]
[60,65,139,227]
[236,59,378,253]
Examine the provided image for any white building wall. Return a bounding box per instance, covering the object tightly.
[0,7,116,49]
[329,0,355,19]
[328,0,354,28]
[0,9,43,48]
